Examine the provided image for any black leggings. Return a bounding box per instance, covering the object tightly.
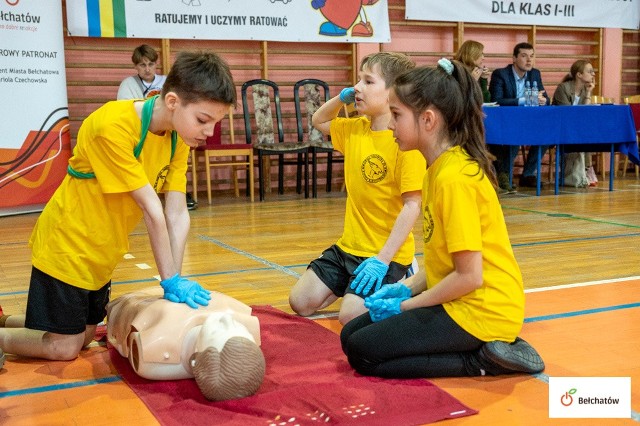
[340,305,487,378]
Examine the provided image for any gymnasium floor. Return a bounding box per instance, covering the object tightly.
[0,178,639,425]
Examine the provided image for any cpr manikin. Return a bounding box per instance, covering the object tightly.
[106,287,265,401]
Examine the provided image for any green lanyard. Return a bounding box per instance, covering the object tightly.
[67,95,177,179]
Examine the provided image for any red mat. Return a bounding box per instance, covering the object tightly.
[109,305,477,426]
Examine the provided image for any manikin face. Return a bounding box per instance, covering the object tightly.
[513,48,534,74]
[194,313,256,354]
[388,90,422,152]
[135,58,157,83]
[353,63,389,117]
[168,95,229,149]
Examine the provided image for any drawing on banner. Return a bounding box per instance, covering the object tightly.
[312,0,379,38]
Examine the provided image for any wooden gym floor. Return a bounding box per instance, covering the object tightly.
[0,177,639,425]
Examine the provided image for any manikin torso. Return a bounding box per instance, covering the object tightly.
[107,287,261,380]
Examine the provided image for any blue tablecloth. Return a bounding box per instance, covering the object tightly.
[483,104,639,194]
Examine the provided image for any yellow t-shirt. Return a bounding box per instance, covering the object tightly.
[30,100,189,291]
[331,116,426,265]
[422,146,524,342]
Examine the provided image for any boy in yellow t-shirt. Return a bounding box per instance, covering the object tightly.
[0,51,236,362]
[289,52,426,325]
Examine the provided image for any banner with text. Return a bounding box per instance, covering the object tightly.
[0,0,70,213]
[65,0,391,43]
[406,0,640,29]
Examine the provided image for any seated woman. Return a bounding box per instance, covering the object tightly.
[107,287,265,401]
[453,40,492,103]
[552,60,597,187]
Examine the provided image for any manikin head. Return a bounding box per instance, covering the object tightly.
[190,313,266,401]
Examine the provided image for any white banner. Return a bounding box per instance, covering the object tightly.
[0,0,70,211]
[65,0,391,43]
[406,0,640,29]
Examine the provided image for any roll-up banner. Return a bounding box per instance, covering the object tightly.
[0,0,70,215]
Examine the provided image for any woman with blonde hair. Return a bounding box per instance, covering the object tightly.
[454,40,491,103]
[552,59,597,187]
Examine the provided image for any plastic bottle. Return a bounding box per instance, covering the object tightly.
[524,81,531,106]
[531,81,539,107]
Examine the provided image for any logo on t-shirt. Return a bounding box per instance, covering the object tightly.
[423,206,434,243]
[153,165,170,192]
[145,89,162,98]
[360,154,387,183]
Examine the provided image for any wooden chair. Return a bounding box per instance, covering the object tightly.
[293,79,344,198]
[621,95,640,178]
[242,79,310,201]
[190,106,254,203]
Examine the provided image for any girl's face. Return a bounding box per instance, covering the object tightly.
[353,63,389,116]
[388,90,422,152]
[171,97,229,148]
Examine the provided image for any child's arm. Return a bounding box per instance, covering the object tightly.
[131,185,209,308]
[351,190,422,295]
[312,90,352,135]
[163,190,190,272]
[401,250,483,310]
[130,184,181,280]
[377,190,421,264]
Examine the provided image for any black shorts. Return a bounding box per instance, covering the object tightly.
[308,244,409,298]
[25,266,111,335]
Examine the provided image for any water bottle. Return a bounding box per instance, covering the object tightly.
[524,81,531,106]
[531,81,539,107]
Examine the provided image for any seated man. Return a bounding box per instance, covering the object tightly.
[489,42,550,190]
[107,287,265,401]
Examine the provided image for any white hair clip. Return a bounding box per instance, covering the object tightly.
[438,58,454,75]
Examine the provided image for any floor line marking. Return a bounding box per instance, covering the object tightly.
[197,234,301,279]
[525,302,640,323]
[512,232,640,247]
[503,205,640,229]
[526,276,640,292]
[0,375,121,398]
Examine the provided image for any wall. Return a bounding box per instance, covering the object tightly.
[60,1,638,197]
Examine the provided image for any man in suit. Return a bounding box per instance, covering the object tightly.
[489,42,550,190]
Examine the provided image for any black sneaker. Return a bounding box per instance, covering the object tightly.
[481,337,545,374]
[186,193,197,211]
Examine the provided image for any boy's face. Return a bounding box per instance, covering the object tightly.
[353,63,390,116]
[134,58,158,83]
[170,96,229,148]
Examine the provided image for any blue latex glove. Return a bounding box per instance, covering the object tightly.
[339,87,356,104]
[366,297,406,322]
[350,256,389,296]
[365,283,411,304]
[311,0,325,9]
[160,273,211,309]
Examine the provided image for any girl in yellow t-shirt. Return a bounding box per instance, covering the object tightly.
[341,59,545,378]
[0,52,235,362]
